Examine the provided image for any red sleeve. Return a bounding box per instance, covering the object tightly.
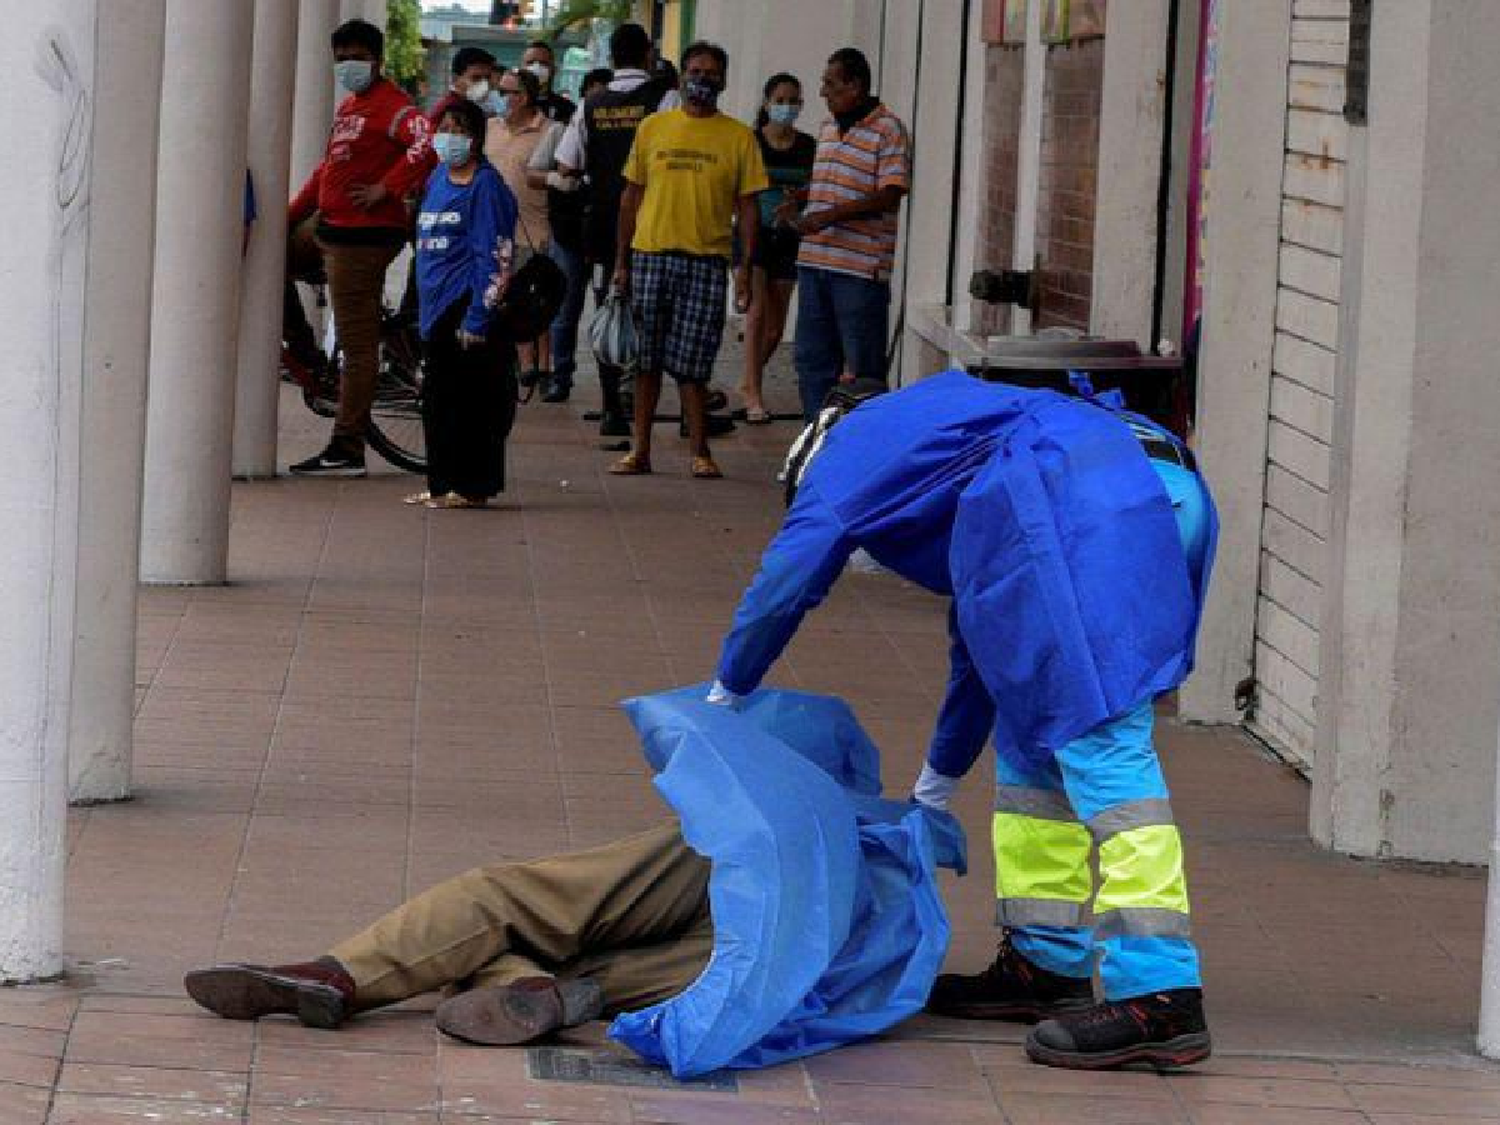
[288,162,323,225]
[379,104,437,202]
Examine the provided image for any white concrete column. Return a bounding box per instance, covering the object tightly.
[1483,728,1500,1056]
[69,0,167,804]
[140,0,256,585]
[293,0,340,190]
[1089,0,1170,346]
[1175,0,1291,724]
[233,0,299,479]
[1313,0,1500,867]
[0,2,98,981]
[1009,0,1045,336]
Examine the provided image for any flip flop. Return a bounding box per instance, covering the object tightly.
[691,456,724,480]
[609,452,653,475]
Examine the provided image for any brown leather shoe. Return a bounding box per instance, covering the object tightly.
[184,959,355,1029]
[435,976,604,1046]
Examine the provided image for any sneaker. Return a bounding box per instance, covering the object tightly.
[289,446,366,478]
[926,932,1094,1022]
[1026,988,1211,1070]
[184,959,355,1029]
[540,377,572,403]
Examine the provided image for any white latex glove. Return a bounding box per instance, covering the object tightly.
[912,763,961,811]
[705,680,741,708]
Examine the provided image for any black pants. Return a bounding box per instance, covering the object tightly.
[423,303,517,501]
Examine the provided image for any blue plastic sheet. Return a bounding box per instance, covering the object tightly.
[607,686,966,1079]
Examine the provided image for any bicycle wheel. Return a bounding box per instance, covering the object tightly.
[365,323,427,474]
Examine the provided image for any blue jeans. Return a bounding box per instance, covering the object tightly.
[793,267,891,420]
[548,240,591,388]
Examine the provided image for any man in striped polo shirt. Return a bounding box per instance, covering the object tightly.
[778,48,910,420]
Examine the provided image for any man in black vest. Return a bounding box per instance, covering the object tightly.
[553,23,676,437]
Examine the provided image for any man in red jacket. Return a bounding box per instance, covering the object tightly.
[285,18,435,477]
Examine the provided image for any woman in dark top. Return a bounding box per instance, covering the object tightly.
[740,73,817,424]
[411,99,519,509]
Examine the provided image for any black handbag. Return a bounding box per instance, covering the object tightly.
[495,220,566,343]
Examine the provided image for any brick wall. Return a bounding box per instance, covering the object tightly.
[974,45,1025,335]
[1035,38,1105,331]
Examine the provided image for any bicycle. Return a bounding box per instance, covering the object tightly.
[281,292,428,474]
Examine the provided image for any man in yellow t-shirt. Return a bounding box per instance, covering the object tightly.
[610,42,768,480]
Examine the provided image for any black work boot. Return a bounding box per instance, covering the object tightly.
[926,933,1093,1022]
[1026,988,1211,1070]
[184,957,356,1029]
[436,976,604,1046]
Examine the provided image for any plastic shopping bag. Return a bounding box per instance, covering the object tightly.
[607,686,966,1079]
[588,289,639,370]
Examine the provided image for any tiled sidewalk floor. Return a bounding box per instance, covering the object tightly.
[2,369,1495,1123]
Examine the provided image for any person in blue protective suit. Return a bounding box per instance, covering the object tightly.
[710,369,1218,1070]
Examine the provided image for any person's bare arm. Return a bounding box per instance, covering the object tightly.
[613,181,645,292]
[734,193,759,312]
[793,184,904,235]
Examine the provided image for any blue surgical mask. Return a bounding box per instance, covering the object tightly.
[335,59,375,94]
[433,133,473,168]
[767,103,801,126]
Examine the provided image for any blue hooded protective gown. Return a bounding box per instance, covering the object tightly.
[607,686,967,1079]
[716,370,1217,778]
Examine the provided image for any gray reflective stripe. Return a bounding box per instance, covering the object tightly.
[994,786,1078,822]
[1087,798,1176,842]
[995,898,1090,929]
[1093,906,1193,939]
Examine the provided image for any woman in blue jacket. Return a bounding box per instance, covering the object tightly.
[411,99,519,508]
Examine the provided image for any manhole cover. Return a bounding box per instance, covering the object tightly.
[527,1047,739,1093]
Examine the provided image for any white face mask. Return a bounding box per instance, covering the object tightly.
[525,60,552,85]
[465,79,491,104]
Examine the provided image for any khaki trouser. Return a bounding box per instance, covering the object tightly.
[330,822,714,1016]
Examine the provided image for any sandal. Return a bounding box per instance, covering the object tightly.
[403,490,432,505]
[609,452,653,475]
[743,407,772,425]
[424,493,490,509]
[691,456,724,480]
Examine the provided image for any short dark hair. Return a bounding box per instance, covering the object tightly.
[583,67,615,94]
[439,99,488,148]
[682,40,728,74]
[526,39,555,61]
[509,67,541,104]
[828,47,872,93]
[331,18,384,59]
[452,46,496,78]
[609,22,651,69]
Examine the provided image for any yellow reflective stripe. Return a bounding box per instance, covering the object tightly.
[992,812,1092,905]
[1095,823,1190,916]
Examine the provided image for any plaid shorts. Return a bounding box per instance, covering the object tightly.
[631,251,728,383]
